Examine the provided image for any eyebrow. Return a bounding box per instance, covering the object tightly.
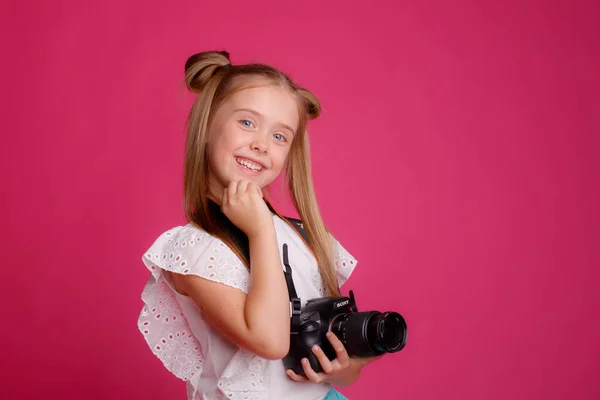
[234,108,296,135]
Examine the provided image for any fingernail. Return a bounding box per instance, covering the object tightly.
[326,332,332,338]
[312,345,319,352]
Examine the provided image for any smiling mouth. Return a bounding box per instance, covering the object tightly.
[235,157,264,172]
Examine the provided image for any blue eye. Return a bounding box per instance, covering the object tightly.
[240,120,254,128]
[273,133,286,142]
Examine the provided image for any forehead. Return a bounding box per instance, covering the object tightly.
[222,80,300,128]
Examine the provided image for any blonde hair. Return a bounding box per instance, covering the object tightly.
[183,51,340,297]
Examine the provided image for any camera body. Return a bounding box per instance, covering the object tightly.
[283,291,358,375]
[203,203,408,376]
[283,290,407,375]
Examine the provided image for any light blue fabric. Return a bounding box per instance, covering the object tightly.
[323,386,348,400]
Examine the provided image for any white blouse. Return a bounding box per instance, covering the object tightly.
[137,214,357,400]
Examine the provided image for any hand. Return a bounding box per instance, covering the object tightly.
[220,180,273,238]
[286,331,382,387]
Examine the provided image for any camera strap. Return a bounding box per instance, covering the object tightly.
[282,243,302,334]
[280,217,310,246]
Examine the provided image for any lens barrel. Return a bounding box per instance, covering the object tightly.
[331,311,407,357]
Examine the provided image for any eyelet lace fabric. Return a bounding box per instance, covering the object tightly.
[311,237,357,294]
[332,237,356,287]
[216,352,269,400]
[139,278,204,381]
[138,223,357,399]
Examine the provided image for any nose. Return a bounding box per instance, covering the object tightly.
[250,135,268,154]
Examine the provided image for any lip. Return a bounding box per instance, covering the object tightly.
[234,155,268,170]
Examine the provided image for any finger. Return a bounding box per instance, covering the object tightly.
[286,369,309,382]
[247,181,259,197]
[301,358,325,383]
[326,331,351,367]
[256,184,264,198]
[311,345,335,374]
[237,179,249,195]
[228,181,237,201]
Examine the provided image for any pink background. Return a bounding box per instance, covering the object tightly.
[2,1,599,399]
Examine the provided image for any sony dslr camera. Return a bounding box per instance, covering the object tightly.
[281,244,407,375]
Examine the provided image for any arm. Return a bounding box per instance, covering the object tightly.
[172,180,291,360]
[244,227,291,353]
[172,225,290,360]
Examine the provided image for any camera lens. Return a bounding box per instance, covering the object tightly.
[330,311,407,358]
[367,312,407,353]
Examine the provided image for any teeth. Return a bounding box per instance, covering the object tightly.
[236,157,262,171]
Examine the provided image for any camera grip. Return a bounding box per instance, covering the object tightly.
[284,322,337,375]
[301,333,338,374]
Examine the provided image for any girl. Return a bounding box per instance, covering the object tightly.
[138,51,379,400]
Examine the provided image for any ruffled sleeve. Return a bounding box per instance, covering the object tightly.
[137,224,249,384]
[330,234,358,287]
[142,224,250,293]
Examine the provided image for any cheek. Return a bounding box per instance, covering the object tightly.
[271,148,291,171]
[209,133,236,159]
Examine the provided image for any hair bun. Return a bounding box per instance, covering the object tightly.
[297,88,321,120]
[184,51,231,93]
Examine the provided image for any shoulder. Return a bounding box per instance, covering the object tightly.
[142,224,249,292]
[143,224,213,270]
[147,223,212,250]
[277,215,309,244]
[327,233,358,286]
[276,216,358,286]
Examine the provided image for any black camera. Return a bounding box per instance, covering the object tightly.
[281,244,408,375]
